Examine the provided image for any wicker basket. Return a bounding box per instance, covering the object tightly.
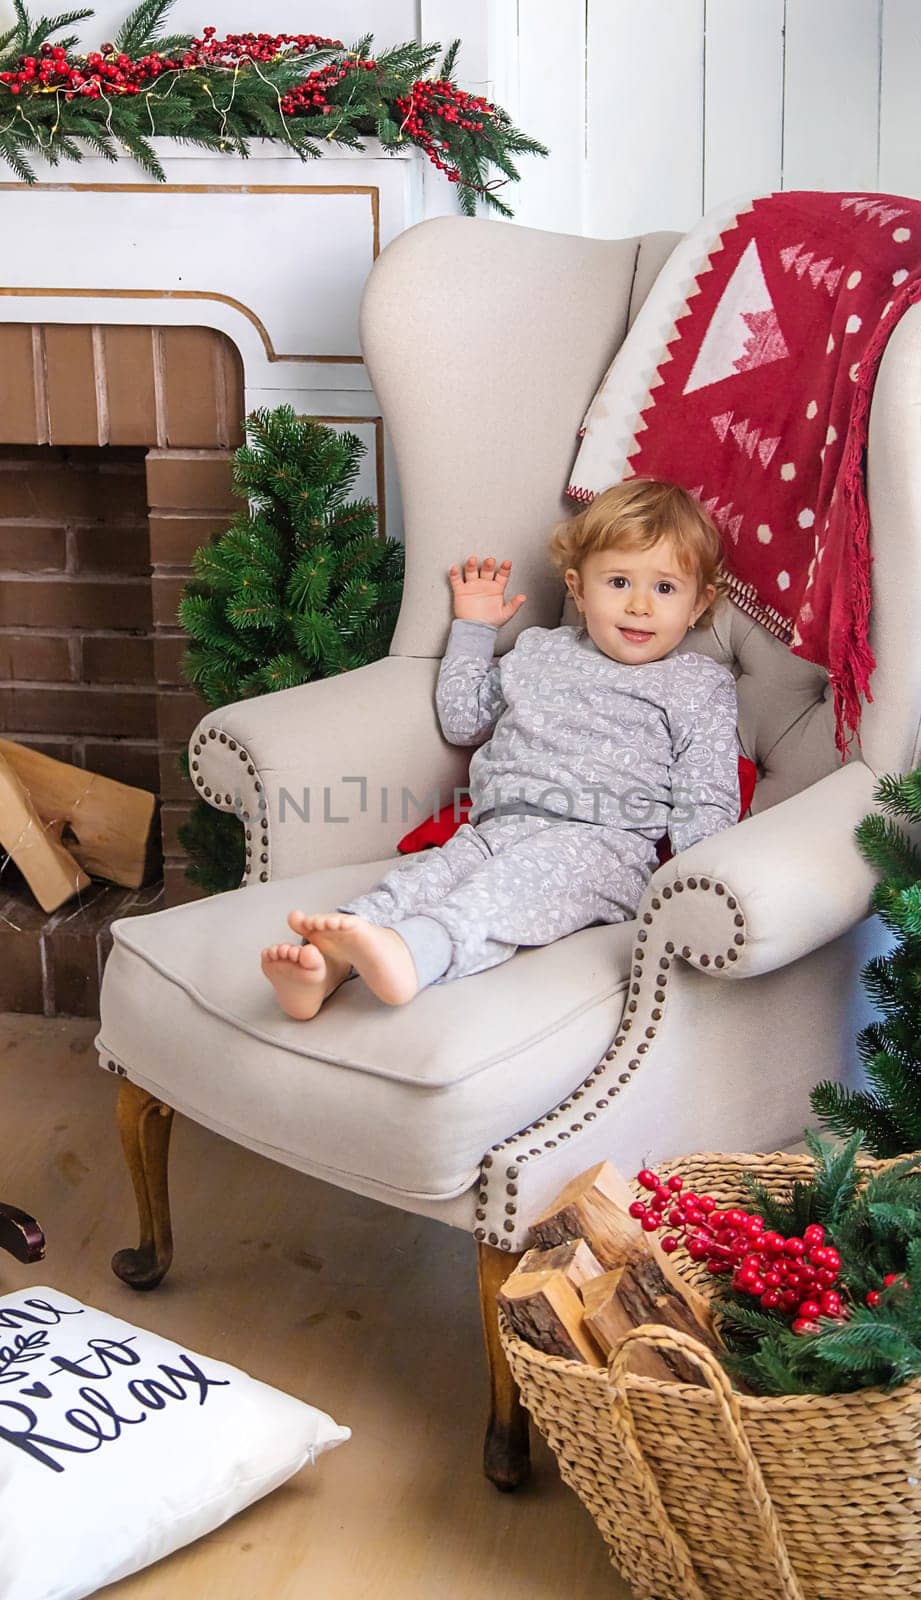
[500,1151,921,1600]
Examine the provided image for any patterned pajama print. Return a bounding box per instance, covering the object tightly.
[339,619,739,990]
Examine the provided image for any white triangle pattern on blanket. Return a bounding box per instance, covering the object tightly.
[710,408,780,468]
[841,195,908,228]
[779,242,843,295]
[683,239,786,395]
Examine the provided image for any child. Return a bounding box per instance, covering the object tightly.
[262,478,739,1019]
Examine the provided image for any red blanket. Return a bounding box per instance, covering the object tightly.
[569,192,921,753]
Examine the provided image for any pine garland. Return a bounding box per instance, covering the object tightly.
[811,767,921,1157]
[0,1,548,214]
[177,405,405,892]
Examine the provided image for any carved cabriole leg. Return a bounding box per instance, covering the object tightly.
[111,1079,175,1291]
[476,1240,531,1492]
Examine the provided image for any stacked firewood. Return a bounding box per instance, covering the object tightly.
[499,1161,726,1384]
[0,738,158,911]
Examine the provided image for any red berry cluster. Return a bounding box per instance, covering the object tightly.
[279,57,377,118]
[179,29,342,68]
[394,79,494,182]
[0,30,343,102]
[631,1168,848,1335]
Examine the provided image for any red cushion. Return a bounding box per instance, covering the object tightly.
[397,756,758,856]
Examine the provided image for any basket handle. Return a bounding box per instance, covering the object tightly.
[607,1324,806,1600]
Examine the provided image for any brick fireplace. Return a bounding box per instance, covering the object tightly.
[0,321,244,1016]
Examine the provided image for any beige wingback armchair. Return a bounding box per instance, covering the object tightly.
[97,215,919,1490]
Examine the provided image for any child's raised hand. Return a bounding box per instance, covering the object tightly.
[448,556,527,627]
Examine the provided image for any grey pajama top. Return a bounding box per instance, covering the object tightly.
[435,619,740,851]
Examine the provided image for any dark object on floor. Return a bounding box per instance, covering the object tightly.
[0,1200,45,1262]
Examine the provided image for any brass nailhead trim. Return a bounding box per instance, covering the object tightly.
[727,949,738,961]
[629,1058,640,1070]
[727,896,738,909]
[654,989,665,1002]
[259,872,268,882]
[505,1203,515,1215]
[247,764,255,775]
[507,1184,518,1196]
[191,761,199,772]
[734,933,745,945]
[596,1098,608,1110]
[636,929,647,943]
[715,955,725,968]
[734,913,744,927]
[619,1072,630,1084]
[637,1042,649,1055]
[674,882,684,893]
[687,875,697,888]
[500,1238,511,1250]
[219,733,227,744]
[614,1035,625,1047]
[245,831,252,841]
[651,1009,662,1021]
[700,955,710,967]
[208,729,216,740]
[475,1208,485,1220]
[475,1227,485,1240]
[651,896,661,909]
[240,750,247,761]
[645,1026,656,1038]
[504,1221,515,1232]
[260,854,268,864]
[662,887,672,899]
[716,884,725,895]
[665,940,675,954]
[585,1112,596,1122]
[488,1232,498,1245]
[642,912,653,925]
[506,1165,518,1179]
[204,787,212,798]
[483,1155,493,1168]
[700,877,710,889]
[682,945,692,959]
[229,740,237,751]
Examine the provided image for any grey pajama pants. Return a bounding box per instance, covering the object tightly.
[338,813,659,990]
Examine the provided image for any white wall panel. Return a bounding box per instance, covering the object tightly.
[704,0,784,211]
[513,1,586,235]
[879,0,921,198]
[782,0,881,192]
[586,0,705,239]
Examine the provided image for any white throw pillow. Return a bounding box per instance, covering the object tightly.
[0,1286,350,1600]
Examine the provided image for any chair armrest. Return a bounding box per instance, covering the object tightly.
[190,655,470,880]
[646,761,880,978]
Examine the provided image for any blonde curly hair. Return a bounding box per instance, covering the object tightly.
[549,479,728,631]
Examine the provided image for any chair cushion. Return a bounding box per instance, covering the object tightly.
[97,856,633,1201]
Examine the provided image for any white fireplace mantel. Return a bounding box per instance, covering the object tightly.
[0,140,423,534]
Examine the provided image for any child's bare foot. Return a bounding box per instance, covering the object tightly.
[288,910,419,1006]
[261,939,350,1020]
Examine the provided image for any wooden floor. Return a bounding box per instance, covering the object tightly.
[1,1013,630,1599]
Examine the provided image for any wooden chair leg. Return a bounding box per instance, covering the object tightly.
[111,1078,175,1291]
[476,1240,531,1491]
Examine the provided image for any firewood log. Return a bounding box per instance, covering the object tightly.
[0,738,158,889]
[517,1237,605,1292]
[499,1261,604,1365]
[580,1269,676,1379]
[0,750,91,911]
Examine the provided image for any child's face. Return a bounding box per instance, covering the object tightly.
[564,538,715,665]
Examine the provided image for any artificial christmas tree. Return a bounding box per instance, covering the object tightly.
[811,768,921,1157]
[177,406,404,892]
